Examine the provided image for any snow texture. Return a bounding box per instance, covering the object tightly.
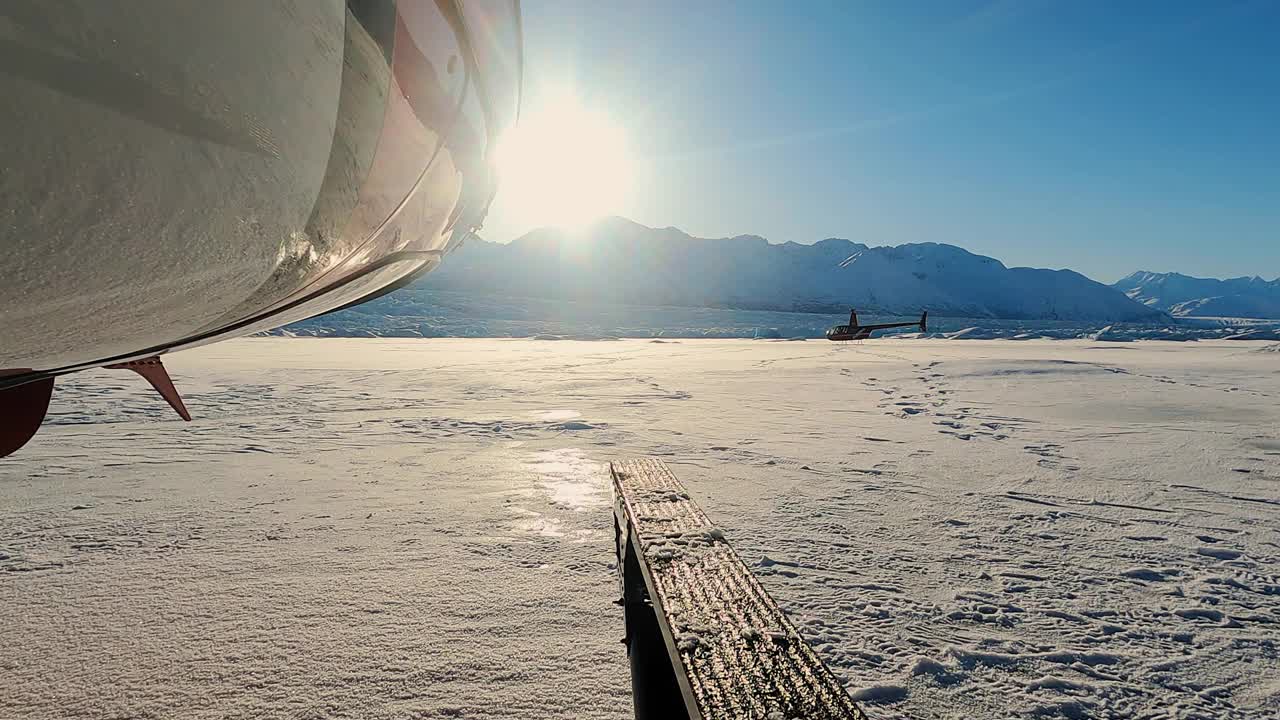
[3,337,1279,719]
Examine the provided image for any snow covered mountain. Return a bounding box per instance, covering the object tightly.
[428,217,1163,321]
[1113,271,1280,319]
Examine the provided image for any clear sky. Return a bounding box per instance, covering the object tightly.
[482,0,1279,283]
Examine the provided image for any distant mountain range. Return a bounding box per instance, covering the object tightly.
[425,217,1163,322]
[1112,271,1280,319]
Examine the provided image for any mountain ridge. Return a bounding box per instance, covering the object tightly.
[1113,271,1280,319]
[425,217,1164,321]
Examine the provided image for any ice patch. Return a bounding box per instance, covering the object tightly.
[524,448,607,511]
[508,508,565,538]
[535,409,581,421]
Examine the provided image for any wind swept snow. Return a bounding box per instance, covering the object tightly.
[2,338,1278,718]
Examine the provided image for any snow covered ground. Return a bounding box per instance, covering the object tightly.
[3,338,1278,719]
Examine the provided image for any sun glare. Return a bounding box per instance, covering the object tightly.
[493,90,631,229]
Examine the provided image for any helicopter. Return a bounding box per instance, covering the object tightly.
[826,308,928,341]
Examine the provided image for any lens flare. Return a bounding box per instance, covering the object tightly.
[493,90,631,229]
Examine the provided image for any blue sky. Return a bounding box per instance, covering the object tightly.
[483,1,1279,283]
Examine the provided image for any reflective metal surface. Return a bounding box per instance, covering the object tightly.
[0,0,520,375]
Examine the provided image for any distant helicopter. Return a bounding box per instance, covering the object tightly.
[826,309,927,341]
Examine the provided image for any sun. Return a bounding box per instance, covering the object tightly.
[493,90,632,230]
